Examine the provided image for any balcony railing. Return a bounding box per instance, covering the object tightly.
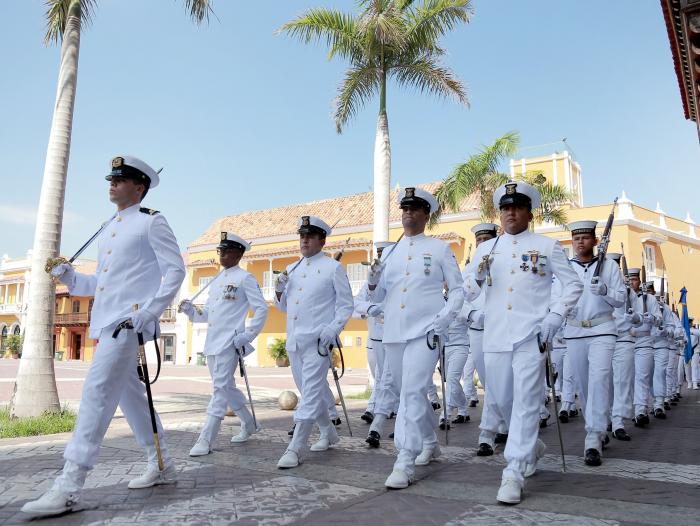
[0,304,21,314]
[161,307,177,322]
[55,312,90,326]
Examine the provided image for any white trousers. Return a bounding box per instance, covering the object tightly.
[366,341,378,412]
[610,340,635,430]
[665,348,679,399]
[566,336,615,452]
[291,345,337,419]
[559,347,577,412]
[385,337,439,476]
[204,351,253,437]
[369,342,400,437]
[445,344,469,416]
[633,346,654,414]
[482,337,544,484]
[467,329,486,391]
[289,345,334,426]
[692,351,699,384]
[64,325,169,470]
[652,346,669,408]
[551,346,566,394]
[462,351,477,401]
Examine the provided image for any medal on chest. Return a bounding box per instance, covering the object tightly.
[521,251,547,276]
[222,283,238,301]
[423,253,432,275]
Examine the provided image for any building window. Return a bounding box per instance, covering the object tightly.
[346,263,369,296]
[356,336,362,347]
[13,325,20,336]
[344,335,353,347]
[88,299,94,312]
[162,335,175,362]
[262,271,275,301]
[197,276,214,301]
[644,245,656,275]
[72,300,80,313]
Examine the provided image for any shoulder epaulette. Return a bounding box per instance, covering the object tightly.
[139,207,160,215]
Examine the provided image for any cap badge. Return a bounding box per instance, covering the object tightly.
[505,183,517,195]
[405,187,415,198]
[112,157,124,168]
[220,232,227,241]
[301,216,310,226]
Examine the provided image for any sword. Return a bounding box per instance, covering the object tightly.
[113,305,165,471]
[178,267,225,314]
[539,336,566,472]
[427,332,448,445]
[320,338,352,436]
[235,338,258,430]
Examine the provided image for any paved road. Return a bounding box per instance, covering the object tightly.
[1,366,699,525]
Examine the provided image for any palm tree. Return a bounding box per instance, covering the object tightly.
[10,0,214,419]
[280,0,471,244]
[431,131,574,228]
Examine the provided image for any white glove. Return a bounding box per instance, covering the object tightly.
[651,326,664,337]
[589,281,607,296]
[178,300,195,316]
[642,312,655,324]
[50,263,75,286]
[624,312,642,326]
[233,332,251,349]
[432,314,451,336]
[367,304,384,318]
[674,327,684,339]
[275,272,289,293]
[367,259,384,287]
[319,326,336,349]
[539,312,563,343]
[469,310,485,326]
[131,309,157,334]
[664,327,674,338]
[474,256,492,282]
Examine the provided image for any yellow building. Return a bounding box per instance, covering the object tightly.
[185,153,700,369]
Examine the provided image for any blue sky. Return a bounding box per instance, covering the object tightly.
[1,0,699,259]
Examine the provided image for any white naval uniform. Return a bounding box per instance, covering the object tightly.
[462,285,486,400]
[187,265,268,440]
[665,310,682,400]
[369,233,464,476]
[275,251,353,455]
[354,287,399,438]
[610,289,638,431]
[631,292,661,415]
[64,204,185,471]
[563,256,625,453]
[464,230,582,484]
[550,279,575,412]
[445,304,470,418]
[651,303,675,409]
[690,328,700,387]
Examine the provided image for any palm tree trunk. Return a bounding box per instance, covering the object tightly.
[10,0,82,417]
[372,65,391,245]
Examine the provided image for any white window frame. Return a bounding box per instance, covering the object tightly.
[644,245,656,275]
[346,263,368,296]
[262,271,275,301]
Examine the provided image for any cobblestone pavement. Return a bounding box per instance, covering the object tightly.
[1,384,699,525]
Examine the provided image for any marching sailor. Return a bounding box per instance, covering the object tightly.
[23,156,186,517]
[606,252,640,441]
[689,320,700,389]
[650,286,674,419]
[563,221,625,466]
[366,187,464,489]
[629,271,661,427]
[275,216,354,469]
[179,232,268,455]
[442,287,471,428]
[463,181,582,504]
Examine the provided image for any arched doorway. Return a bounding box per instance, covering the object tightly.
[0,325,7,353]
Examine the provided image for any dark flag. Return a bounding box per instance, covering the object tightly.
[680,287,693,363]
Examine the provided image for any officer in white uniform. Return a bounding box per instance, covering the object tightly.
[664,308,683,405]
[463,181,582,504]
[180,232,268,455]
[442,289,471,427]
[629,271,662,427]
[23,156,186,517]
[366,187,464,489]
[650,285,674,419]
[604,253,641,441]
[356,241,398,426]
[689,321,700,389]
[275,216,354,469]
[563,221,625,466]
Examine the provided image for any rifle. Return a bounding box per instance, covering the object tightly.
[334,237,351,261]
[591,198,618,284]
[641,252,648,314]
[464,244,472,266]
[620,243,632,313]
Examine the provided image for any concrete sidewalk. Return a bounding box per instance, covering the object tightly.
[1,386,700,524]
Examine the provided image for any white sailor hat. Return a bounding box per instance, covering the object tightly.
[607,252,621,262]
[297,216,332,237]
[217,232,250,252]
[568,220,598,236]
[627,267,641,276]
[397,187,439,214]
[471,222,499,237]
[106,155,160,189]
[374,241,396,250]
[493,181,541,210]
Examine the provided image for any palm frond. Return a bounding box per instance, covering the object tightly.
[279,8,363,63]
[182,0,215,25]
[334,63,381,132]
[404,0,472,52]
[44,0,98,45]
[390,55,468,105]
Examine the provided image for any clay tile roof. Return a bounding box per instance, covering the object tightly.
[189,182,478,249]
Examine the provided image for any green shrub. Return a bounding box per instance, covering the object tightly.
[268,338,288,361]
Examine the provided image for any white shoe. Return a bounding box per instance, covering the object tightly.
[231,424,260,444]
[384,469,411,489]
[414,445,441,466]
[694,385,699,390]
[20,489,79,517]
[524,439,547,478]
[128,463,177,489]
[496,478,522,504]
[277,450,301,469]
[189,438,211,456]
[310,434,340,452]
